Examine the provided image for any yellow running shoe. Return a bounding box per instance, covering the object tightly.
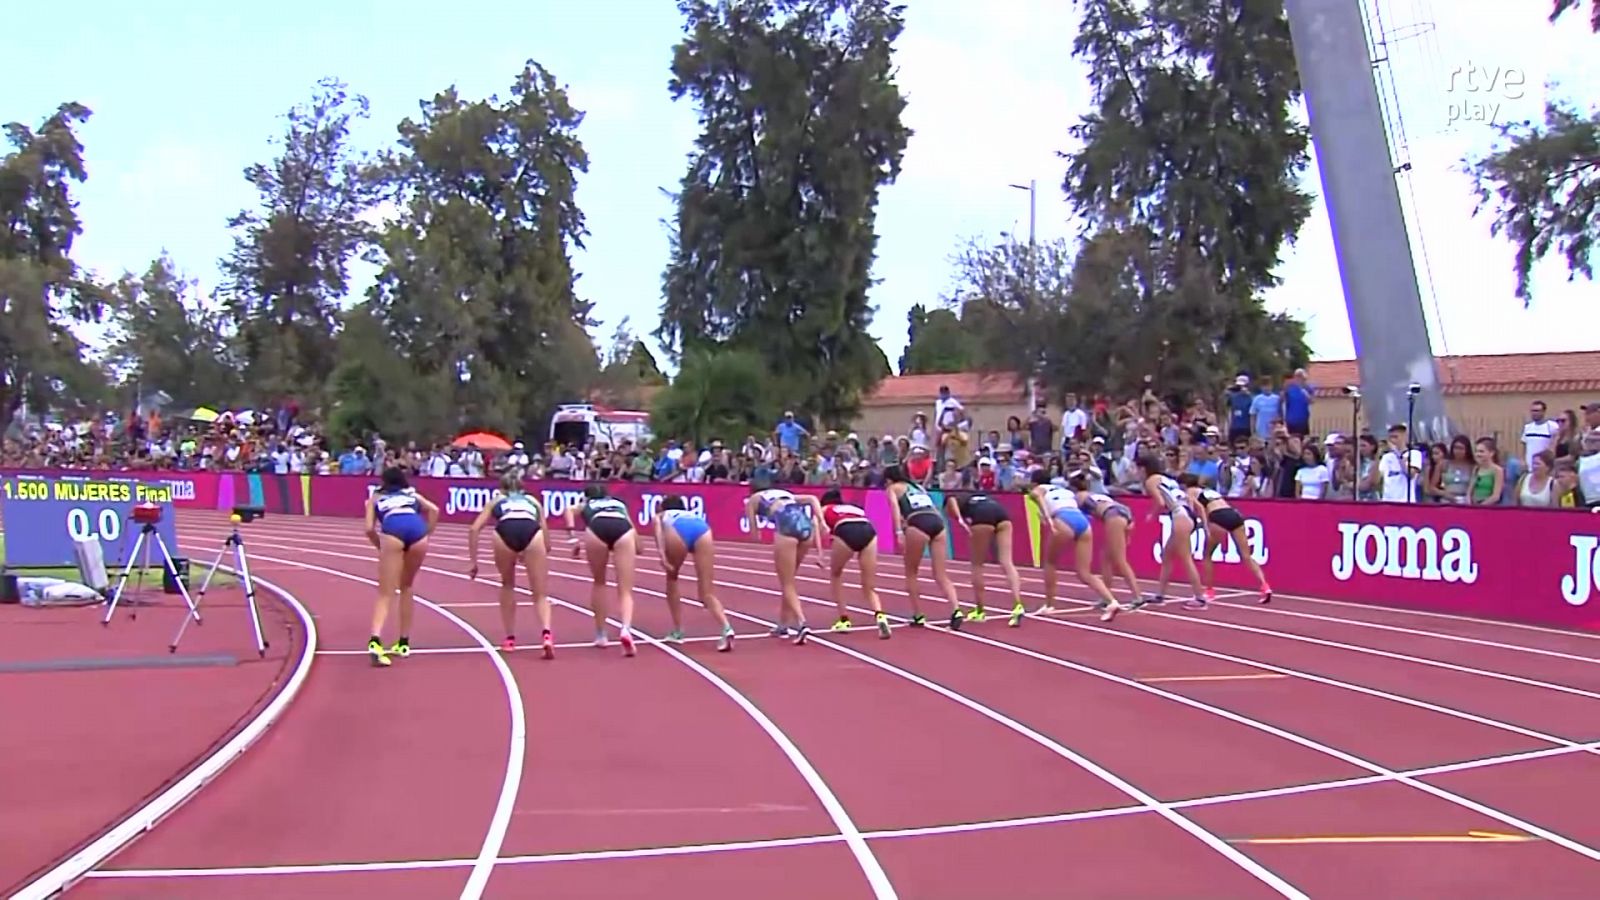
[1008,603,1026,628]
[830,617,852,632]
[388,640,410,658]
[368,639,392,667]
[964,608,987,622]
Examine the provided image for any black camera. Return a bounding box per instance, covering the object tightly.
[233,505,266,524]
[1406,382,1423,396]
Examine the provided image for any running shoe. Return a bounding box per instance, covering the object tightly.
[368,639,391,668]
[664,630,686,644]
[830,616,852,632]
[1202,588,1217,603]
[717,627,735,652]
[792,624,811,645]
[1008,603,1025,627]
[388,639,410,658]
[910,614,927,628]
[1183,597,1209,611]
[541,630,555,660]
[948,610,964,630]
[1099,603,1121,623]
[1259,585,1273,604]
[1034,603,1056,615]
[875,613,892,639]
[1093,599,1110,611]
[965,607,988,622]
[620,631,637,657]
[593,632,610,648]
[501,636,516,653]
[770,624,791,638]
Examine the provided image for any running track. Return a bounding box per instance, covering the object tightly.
[17,508,1600,898]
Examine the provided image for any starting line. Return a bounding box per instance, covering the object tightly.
[86,736,1599,880]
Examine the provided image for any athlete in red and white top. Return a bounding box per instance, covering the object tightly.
[817,489,892,638]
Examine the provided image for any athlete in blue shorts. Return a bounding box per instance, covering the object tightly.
[653,496,734,651]
[364,466,441,666]
[1025,470,1121,621]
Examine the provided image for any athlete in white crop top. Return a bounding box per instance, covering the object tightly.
[1134,454,1207,610]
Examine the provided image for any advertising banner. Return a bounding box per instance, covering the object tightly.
[3,468,1596,631]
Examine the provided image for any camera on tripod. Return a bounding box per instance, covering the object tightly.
[132,502,164,525]
[233,505,266,524]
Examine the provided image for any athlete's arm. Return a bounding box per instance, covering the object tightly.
[466,501,496,577]
[418,496,440,534]
[744,495,759,538]
[886,484,905,535]
[945,495,970,532]
[363,495,380,549]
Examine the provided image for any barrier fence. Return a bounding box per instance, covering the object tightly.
[2,468,1597,632]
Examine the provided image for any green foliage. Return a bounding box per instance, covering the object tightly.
[955,0,1312,402]
[650,347,785,446]
[1549,0,1600,30]
[899,303,980,375]
[221,79,380,406]
[364,61,598,441]
[106,256,242,409]
[0,102,109,434]
[1468,102,1599,303]
[658,0,911,426]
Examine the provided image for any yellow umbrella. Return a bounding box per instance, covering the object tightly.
[190,407,220,423]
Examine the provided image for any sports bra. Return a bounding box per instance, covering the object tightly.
[1195,487,1225,508]
[822,503,868,530]
[954,492,998,518]
[1040,485,1076,515]
[582,496,629,522]
[1151,475,1190,513]
[493,493,540,522]
[897,484,939,517]
[754,489,796,519]
[374,488,421,521]
[1078,491,1117,514]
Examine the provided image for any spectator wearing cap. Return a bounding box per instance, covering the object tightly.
[1283,368,1314,438]
[974,455,998,490]
[774,412,808,454]
[1225,375,1253,442]
[905,444,933,485]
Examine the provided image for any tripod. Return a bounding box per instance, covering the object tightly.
[173,523,267,658]
[103,522,201,628]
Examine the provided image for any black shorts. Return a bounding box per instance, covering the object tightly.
[1207,507,1246,532]
[833,520,876,553]
[588,515,633,548]
[964,500,1009,528]
[906,511,945,540]
[495,519,540,553]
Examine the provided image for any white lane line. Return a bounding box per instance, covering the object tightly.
[245,551,897,900]
[201,531,1306,899]
[237,559,525,900]
[10,571,318,900]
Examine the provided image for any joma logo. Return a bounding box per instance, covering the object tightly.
[1330,523,1478,584]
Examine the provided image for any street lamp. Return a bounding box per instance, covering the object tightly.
[1008,180,1036,247]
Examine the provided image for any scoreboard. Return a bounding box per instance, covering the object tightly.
[0,474,180,568]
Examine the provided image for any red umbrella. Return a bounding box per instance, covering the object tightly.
[452,431,511,451]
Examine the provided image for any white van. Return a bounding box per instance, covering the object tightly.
[549,404,652,450]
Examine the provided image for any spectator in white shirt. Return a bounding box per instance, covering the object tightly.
[504,442,530,471]
[1060,393,1090,451]
[1294,444,1331,499]
[1521,400,1560,467]
[1378,424,1424,502]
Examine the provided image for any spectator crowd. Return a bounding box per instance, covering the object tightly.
[4,374,1599,511]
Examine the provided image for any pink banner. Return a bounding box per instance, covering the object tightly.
[4,468,1596,631]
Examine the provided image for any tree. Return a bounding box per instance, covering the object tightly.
[899,303,980,375]
[0,102,107,434]
[1467,2,1598,303]
[657,0,911,427]
[106,256,242,409]
[220,79,380,404]
[976,0,1314,400]
[366,61,598,439]
[650,347,786,446]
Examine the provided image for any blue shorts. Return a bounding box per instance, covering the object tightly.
[380,514,428,549]
[670,515,710,551]
[1052,508,1090,538]
[775,505,814,541]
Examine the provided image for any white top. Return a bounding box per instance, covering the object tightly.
[1151,475,1189,513]
[1579,454,1600,506]
[1379,447,1424,503]
[1041,485,1076,515]
[1517,475,1555,508]
[1521,419,1560,464]
[1295,464,1330,499]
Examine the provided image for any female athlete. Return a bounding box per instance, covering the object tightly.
[943,490,1026,627]
[466,471,554,657]
[1025,471,1122,622]
[1132,455,1208,609]
[882,465,960,628]
[1177,473,1272,603]
[563,484,638,656]
[364,466,440,667]
[817,488,892,638]
[653,496,736,651]
[1068,476,1145,605]
[744,478,823,644]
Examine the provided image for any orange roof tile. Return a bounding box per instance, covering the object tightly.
[1308,351,1600,397]
[865,372,1031,404]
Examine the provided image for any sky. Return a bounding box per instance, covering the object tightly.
[3,0,1595,379]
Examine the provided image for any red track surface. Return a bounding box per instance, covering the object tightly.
[11,508,1600,899]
